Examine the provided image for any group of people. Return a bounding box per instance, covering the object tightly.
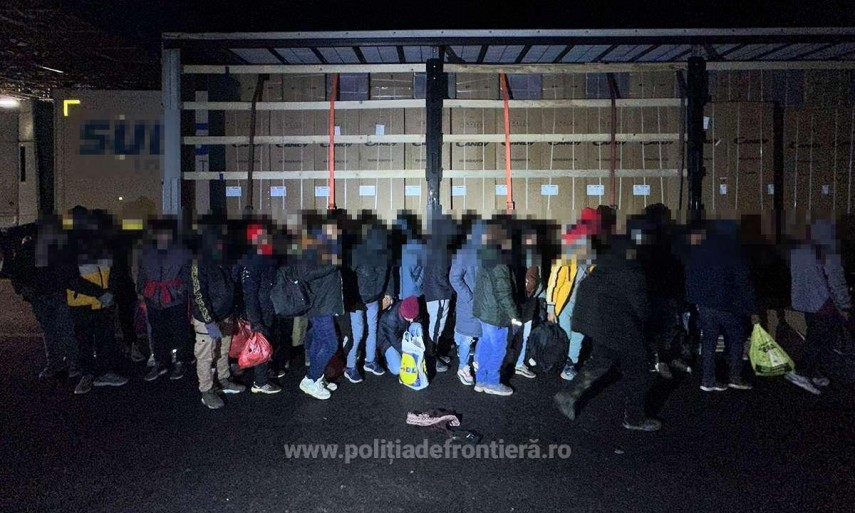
[7,203,852,432]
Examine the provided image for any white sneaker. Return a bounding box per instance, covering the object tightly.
[457,367,474,386]
[323,379,338,392]
[514,365,536,379]
[300,376,331,400]
[785,372,821,395]
[480,383,514,396]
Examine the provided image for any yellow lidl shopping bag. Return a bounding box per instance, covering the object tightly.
[399,330,429,390]
[749,324,795,377]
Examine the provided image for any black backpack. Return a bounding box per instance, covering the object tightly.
[524,323,570,373]
[271,266,311,317]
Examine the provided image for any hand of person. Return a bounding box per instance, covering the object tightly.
[381,295,393,310]
[206,322,223,340]
[547,312,557,323]
[98,292,114,308]
[511,318,523,327]
[751,314,761,325]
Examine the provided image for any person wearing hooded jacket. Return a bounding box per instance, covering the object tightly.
[450,219,487,386]
[422,214,456,373]
[787,219,852,393]
[187,223,246,409]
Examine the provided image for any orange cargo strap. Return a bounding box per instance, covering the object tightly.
[499,73,514,212]
[328,74,339,211]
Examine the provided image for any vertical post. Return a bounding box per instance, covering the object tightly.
[773,102,785,243]
[162,46,182,217]
[686,56,708,221]
[425,57,446,219]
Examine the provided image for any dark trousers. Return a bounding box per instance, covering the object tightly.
[147,303,190,366]
[31,293,79,370]
[802,310,840,378]
[698,306,747,385]
[649,296,688,363]
[71,307,118,377]
[560,342,650,423]
[305,315,338,381]
[116,294,137,350]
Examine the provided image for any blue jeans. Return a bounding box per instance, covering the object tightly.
[475,321,509,385]
[347,300,380,368]
[305,316,338,381]
[455,331,476,370]
[30,293,79,371]
[558,301,585,364]
[385,347,402,376]
[698,306,747,385]
[515,320,534,367]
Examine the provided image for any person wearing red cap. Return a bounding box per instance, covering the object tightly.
[376,296,422,376]
[546,208,599,382]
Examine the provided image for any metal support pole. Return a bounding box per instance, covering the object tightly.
[773,102,785,243]
[425,57,446,219]
[162,46,182,218]
[686,56,708,221]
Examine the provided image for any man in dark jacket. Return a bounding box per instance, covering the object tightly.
[377,296,421,375]
[554,235,661,432]
[422,214,456,372]
[450,219,487,386]
[343,220,394,383]
[293,219,345,400]
[685,220,759,392]
[239,223,281,395]
[188,222,246,408]
[472,226,520,397]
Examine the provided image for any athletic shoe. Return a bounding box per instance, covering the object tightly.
[67,366,82,380]
[128,344,146,363]
[560,363,578,381]
[670,359,692,374]
[94,372,129,387]
[622,418,663,432]
[299,376,331,400]
[344,367,363,383]
[74,374,95,395]
[251,383,283,395]
[700,382,728,392]
[364,361,386,376]
[268,368,286,379]
[169,362,186,381]
[457,367,474,386]
[727,378,753,390]
[39,366,65,380]
[201,390,224,409]
[554,392,577,421]
[435,360,449,373]
[785,372,821,395]
[479,383,514,396]
[323,379,338,392]
[220,379,246,394]
[656,362,673,380]
[514,365,536,379]
[146,354,155,368]
[812,376,830,388]
[144,364,168,382]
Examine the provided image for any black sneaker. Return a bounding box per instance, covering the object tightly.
[727,378,753,390]
[622,418,663,432]
[700,382,728,392]
[169,362,186,381]
[554,392,577,421]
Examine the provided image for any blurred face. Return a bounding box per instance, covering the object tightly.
[155,230,172,250]
[689,230,706,246]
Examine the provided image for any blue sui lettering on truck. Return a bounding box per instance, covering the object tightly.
[79,120,163,156]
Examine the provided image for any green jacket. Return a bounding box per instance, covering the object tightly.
[473,263,519,327]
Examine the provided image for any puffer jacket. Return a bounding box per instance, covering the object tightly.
[292,243,344,318]
[473,248,519,328]
[240,252,277,331]
[137,244,191,310]
[346,226,393,310]
[378,300,412,354]
[450,220,487,337]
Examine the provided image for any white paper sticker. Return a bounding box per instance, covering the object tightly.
[404,185,421,197]
[375,124,385,136]
[334,126,341,136]
[452,185,467,197]
[359,185,376,197]
[767,183,775,195]
[720,184,728,195]
[822,184,831,195]
[703,116,711,130]
[495,184,508,195]
[633,184,651,196]
[270,186,286,197]
[314,186,330,198]
[541,184,559,196]
[225,186,242,197]
[586,184,604,197]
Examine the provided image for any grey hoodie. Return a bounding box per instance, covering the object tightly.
[790,220,852,314]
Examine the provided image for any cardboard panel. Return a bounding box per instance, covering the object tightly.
[316,110,360,171]
[282,75,327,102]
[370,73,414,100]
[403,108,451,171]
[270,111,318,171]
[541,74,586,100]
[358,109,405,170]
[804,70,850,106]
[449,108,497,171]
[497,109,543,171]
[834,106,855,218]
[810,107,838,218]
[455,73,499,99]
[629,72,678,99]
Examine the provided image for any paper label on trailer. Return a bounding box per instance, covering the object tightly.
[587,184,604,197]
[405,185,421,197]
[314,186,330,198]
[633,184,651,196]
[270,186,286,197]
[334,126,341,136]
[541,184,559,196]
[375,124,385,136]
[452,185,467,197]
[359,185,376,197]
[822,184,831,195]
[495,184,508,196]
[720,184,728,195]
[767,184,775,195]
[703,116,711,130]
[225,186,242,197]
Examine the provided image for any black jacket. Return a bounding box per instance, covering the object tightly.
[292,247,344,318]
[423,219,456,302]
[188,258,236,324]
[240,252,276,331]
[344,226,393,311]
[378,300,412,354]
[572,237,651,354]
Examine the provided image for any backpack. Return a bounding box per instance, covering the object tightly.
[524,323,570,373]
[270,266,311,317]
